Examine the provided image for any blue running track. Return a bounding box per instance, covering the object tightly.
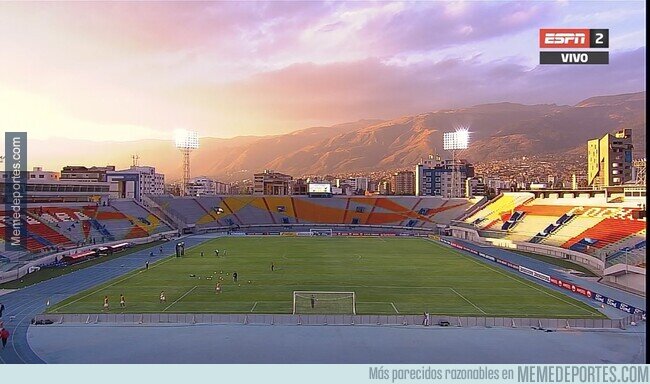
[0,236,210,364]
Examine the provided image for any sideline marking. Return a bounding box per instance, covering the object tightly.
[54,256,176,311]
[450,287,487,315]
[443,242,597,315]
[164,286,198,312]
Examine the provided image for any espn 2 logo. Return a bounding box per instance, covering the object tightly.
[539,29,608,48]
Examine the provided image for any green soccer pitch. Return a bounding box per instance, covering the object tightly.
[48,236,604,318]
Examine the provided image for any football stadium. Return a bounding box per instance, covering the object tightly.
[0,0,646,373]
[0,191,646,363]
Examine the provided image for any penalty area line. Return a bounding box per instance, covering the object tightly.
[390,302,399,314]
[251,302,258,313]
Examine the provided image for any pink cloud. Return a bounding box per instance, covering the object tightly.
[181,48,645,126]
[0,1,644,141]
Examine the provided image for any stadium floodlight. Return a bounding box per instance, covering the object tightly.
[443,127,471,198]
[174,129,199,150]
[174,129,199,196]
[443,127,470,150]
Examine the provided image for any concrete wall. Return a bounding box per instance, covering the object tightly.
[33,312,642,330]
[449,225,604,274]
[515,242,605,273]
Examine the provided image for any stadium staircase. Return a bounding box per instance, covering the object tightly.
[598,228,646,257]
[109,199,174,235]
[528,213,576,243]
[141,195,186,230]
[537,216,603,247]
[606,241,647,268]
[89,219,116,241]
[464,193,534,229]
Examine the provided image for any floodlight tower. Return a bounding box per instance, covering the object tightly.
[443,127,470,198]
[632,158,646,186]
[174,130,199,196]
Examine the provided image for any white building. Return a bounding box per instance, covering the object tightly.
[215,181,231,195]
[186,176,215,196]
[107,165,164,202]
[0,167,111,204]
[26,167,60,182]
[465,177,487,197]
[336,177,369,194]
[484,177,512,193]
[354,177,369,192]
[186,176,231,196]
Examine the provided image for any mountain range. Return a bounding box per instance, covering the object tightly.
[28,91,645,181]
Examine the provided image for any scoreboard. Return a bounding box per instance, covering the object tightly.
[308,183,331,194]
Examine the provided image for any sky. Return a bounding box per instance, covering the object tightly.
[0,0,645,143]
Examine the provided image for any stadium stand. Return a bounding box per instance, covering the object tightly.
[154,196,205,224]
[150,195,479,230]
[606,241,647,268]
[562,218,646,251]
[462,192,646,266]
[0,201,173,266]
[464,192,535,229]
[109,199,173,236]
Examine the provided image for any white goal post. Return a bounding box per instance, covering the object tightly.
[292,291,356,315]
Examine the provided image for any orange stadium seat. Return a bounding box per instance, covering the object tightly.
[562,218,647,250]
[151,196,475,229]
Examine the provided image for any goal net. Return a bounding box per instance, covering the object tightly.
[309,228,333,236]
[292,291,356,314]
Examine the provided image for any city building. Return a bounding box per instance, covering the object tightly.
[547,175,557,189]
[335,177,369,194]
[253,170,292,195]
[215,181,231,195]
[0,167,109,204]
[107,165,165,201]
[60,165,115,182]
[587,129,633,188]
[484,177,513,194]
[185,176,230,196]
[465,177,487,197]
[367,180,379,193]
[228,183,249,195]
[378,181,391,195]
[26,167,60,182]
[291,178,309,195]
[354,177,369,193]
[391,171,415,195]
[165,183,182,196]
[415,155,474,198]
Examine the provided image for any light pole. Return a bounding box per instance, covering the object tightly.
[443,127,470,198]
[174,130,199,196]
